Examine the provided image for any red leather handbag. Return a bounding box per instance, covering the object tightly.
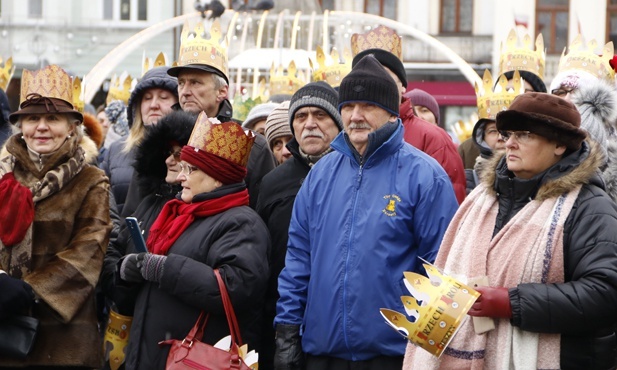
[159,270,252,370]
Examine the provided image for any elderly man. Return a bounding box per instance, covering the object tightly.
[167,28,276,208]
[274,55,458,369]
[256,81,343,369]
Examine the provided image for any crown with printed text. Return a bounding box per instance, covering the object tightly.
[269,60,306,96]
[557,35,615,81]
[475,69,524,120]
[177,20,228,80]
[380,263,480,357]
[498,29,545,78]
[309,46,352,88]
[351,25,402,59]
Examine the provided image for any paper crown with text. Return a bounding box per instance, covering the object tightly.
[177,20,228,81]
[498,29,545,79]
[351,25,403,59]
[20,64,75,106]
[269,60,306,96]
[106,72,135,105]
[475,69,524,120]
[556,35,615,81]
[309,46,352,88]
[187,112,255,168]
[0,56,15,91]
[142,51,174,76]
[380,263,480,357]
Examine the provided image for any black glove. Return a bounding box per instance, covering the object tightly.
[119,253,146,284]
[0,273,35,318]
[274,324,304,370]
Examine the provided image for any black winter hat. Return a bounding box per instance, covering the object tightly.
[127,66,179,127]
[499,70,547,93]
[352,48,407,88]
[338,54,400,117]
[289,81,343,134]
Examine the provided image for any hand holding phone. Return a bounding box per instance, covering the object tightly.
[125,217,148,253]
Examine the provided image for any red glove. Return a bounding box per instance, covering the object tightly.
[468,286,512,318]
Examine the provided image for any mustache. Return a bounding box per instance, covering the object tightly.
[301,129,325,140]
[348,122,372,130]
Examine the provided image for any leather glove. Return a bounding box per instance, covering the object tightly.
[274,324,304,370]
[140,254,167,283]
[468,286,512,318]
[0,273,35,318]
[119,253,146,284]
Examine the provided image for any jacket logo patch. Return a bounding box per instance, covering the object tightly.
[383,194,401,217]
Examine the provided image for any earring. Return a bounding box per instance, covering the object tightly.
[67,134,72,138]
[21,135,24,139]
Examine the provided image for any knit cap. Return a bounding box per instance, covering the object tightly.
[338,54,400,116]
[242,102,279,130]
[289,81,343,134]
[404,89,440,124]
[352,48,408,88]
[265,101,292,150]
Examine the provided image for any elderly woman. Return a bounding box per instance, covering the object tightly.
[101,66,178,215]
[118,112,270,370]
[0,65,110,367]
[404,93,617,370]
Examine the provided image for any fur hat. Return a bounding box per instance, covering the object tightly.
[242,102,279,130]
[571,78,617,155]
[81,113,104,149]
[549,69,598,94]
[265,101,292,150]
[352,48,407,88]
[496,92,587,150]
[289,81,343,134]
[338,54,400,117]
[404,89,440,124]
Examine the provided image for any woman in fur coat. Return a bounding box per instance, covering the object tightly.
[0,65,111,368]
[403,93,617,369]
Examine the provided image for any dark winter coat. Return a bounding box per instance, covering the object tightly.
[100,139,134,215]
[0,88,11,147]
[486,141,617,369]
[124,185,270,370]
[0,133,111,368]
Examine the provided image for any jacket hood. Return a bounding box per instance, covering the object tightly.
[127,66,178,127]
[133,110,195,195]
[482,140,604,201]
[600,137,617,202]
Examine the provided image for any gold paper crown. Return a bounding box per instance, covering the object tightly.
[556,35,615,81]
[498,29,545,79]
[188,112,255,168]
[142,51,171,76]
[72,76,85,113]
[269,61,306,96]
[232,94,263,122]
[380,264,480,357]
[452,117,475,143]
[351,25,403,59]
[106,72,134,105]
[309,46,352,88]
[0,56,15,91]
[475,69,524,120]
[177,20,228,80]
[20,65,74,106]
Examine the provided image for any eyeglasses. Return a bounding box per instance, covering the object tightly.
[499,130,534,144]
[168,149,181,161]
[178,162,198,176]
[551,87,575,97]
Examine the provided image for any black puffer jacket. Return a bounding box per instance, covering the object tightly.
[0,88,11,148]
[125,185,270,370]
[487,141,617,370]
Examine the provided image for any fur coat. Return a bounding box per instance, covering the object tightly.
[0,132,111,368]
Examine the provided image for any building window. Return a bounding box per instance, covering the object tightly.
[363,0,396,20]
[138,0,147,20]
[608,0,617,45]
[103,0,113,20]
[440,0,472,34]
[536,0,568,54]
[120,0,130,20]
[29,0,42,18]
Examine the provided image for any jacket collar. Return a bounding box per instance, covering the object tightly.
[331,119,403,165]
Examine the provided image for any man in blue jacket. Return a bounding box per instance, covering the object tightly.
[274,55,459,369]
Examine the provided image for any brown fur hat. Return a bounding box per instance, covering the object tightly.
[81,112,104,149]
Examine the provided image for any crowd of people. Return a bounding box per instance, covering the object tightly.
[1,19,617,370]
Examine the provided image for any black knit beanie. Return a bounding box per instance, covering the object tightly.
[339,54,400,117]
[352,48,407,88]
[499,70,547,93]
[289,81,343,135]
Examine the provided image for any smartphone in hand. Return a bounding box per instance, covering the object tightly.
[125,217,148,253]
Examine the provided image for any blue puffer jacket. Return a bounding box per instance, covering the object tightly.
[275,121,458,360]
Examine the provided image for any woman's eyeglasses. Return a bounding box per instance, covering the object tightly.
[551,87,575,97]
[499,130,534,144]
[178,162,198,176]
[168,149,181,161]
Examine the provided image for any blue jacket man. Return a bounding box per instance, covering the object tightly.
[274,55,458,369]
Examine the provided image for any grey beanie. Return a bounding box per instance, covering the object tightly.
[242,102,279,130]
[288,81,343,135]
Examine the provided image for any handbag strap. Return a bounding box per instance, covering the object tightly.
[214,269,244,346]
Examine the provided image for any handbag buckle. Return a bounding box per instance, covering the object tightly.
[181,338,194,348]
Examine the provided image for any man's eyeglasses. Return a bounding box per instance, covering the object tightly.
[499,130,534,144]
[551,87,575,97]
[178,162,198,176]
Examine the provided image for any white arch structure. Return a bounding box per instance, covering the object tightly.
[84,10,481,103]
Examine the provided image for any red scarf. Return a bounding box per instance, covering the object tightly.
[0,173,34,247]
[146,189,249,255]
